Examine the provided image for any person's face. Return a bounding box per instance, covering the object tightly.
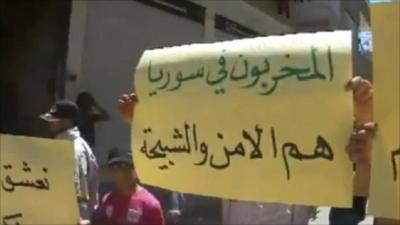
[47,121,63,136]
[109,164,136,190]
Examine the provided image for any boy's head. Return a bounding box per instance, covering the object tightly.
[76,92,95,110]
[107,148,137,190]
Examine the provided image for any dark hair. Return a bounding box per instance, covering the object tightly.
[107,147,134,168]
[76,92,94,108]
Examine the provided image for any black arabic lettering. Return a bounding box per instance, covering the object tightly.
[2,176,15,192]
[194,142,209,166]
[192,124,211,166]
[164,124,194,153]
[183,122,192,153]
[1,175,50,192]
[209,132,246,170]
[2,213,22,225]
[34,176,50,191]
[242,125,263,159]
[1,162,50,192]
[192,124,199,152]
[148,140,168,158]
[391,147,400,181]
[22,161,31,173]
[270,127,278,158]
[209,132,231,169]
[281,135,334,180]
[140,128,167,159]
[141,124,199,170]
[313,136,334,160]
[158,161,176,171]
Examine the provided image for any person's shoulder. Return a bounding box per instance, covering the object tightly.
[100,191,123,207]
[77,137,96,157]
[138,187,162,208]
[72,138,86,155]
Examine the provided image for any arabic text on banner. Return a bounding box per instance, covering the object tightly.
[132,31,354,207]
[0,134,79,224]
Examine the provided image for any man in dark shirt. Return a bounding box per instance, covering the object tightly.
[76,92,109,147]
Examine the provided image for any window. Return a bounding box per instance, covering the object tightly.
[357,12,372,56]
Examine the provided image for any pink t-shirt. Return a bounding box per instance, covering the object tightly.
[93,186,165,225]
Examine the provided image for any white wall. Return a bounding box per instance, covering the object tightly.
[65,0,87,100]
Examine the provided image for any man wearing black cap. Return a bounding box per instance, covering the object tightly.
[82,148,164,225]
[41,100,99,220]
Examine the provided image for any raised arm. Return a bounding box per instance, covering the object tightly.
[346,76,375,197]
[92,99,110,122]
[118,93,138,124]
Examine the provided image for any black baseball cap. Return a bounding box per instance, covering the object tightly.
[40,100,79,122]
[107,148,134,168]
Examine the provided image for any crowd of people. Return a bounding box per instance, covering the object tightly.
[38,76,398,225]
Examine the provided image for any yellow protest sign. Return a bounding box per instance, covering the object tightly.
[132,31,354,207]
[0,134,79,224]
[368,1,400,219]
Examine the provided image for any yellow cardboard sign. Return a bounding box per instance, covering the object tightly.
[0,135,79,224]
[132,31,354,207]
[369,1,400,219]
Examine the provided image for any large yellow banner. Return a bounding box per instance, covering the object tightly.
[369,1,400,219]
[0,135,79,224]
[132,31,354,207]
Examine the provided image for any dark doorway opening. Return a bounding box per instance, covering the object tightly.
[0,0,71,136]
